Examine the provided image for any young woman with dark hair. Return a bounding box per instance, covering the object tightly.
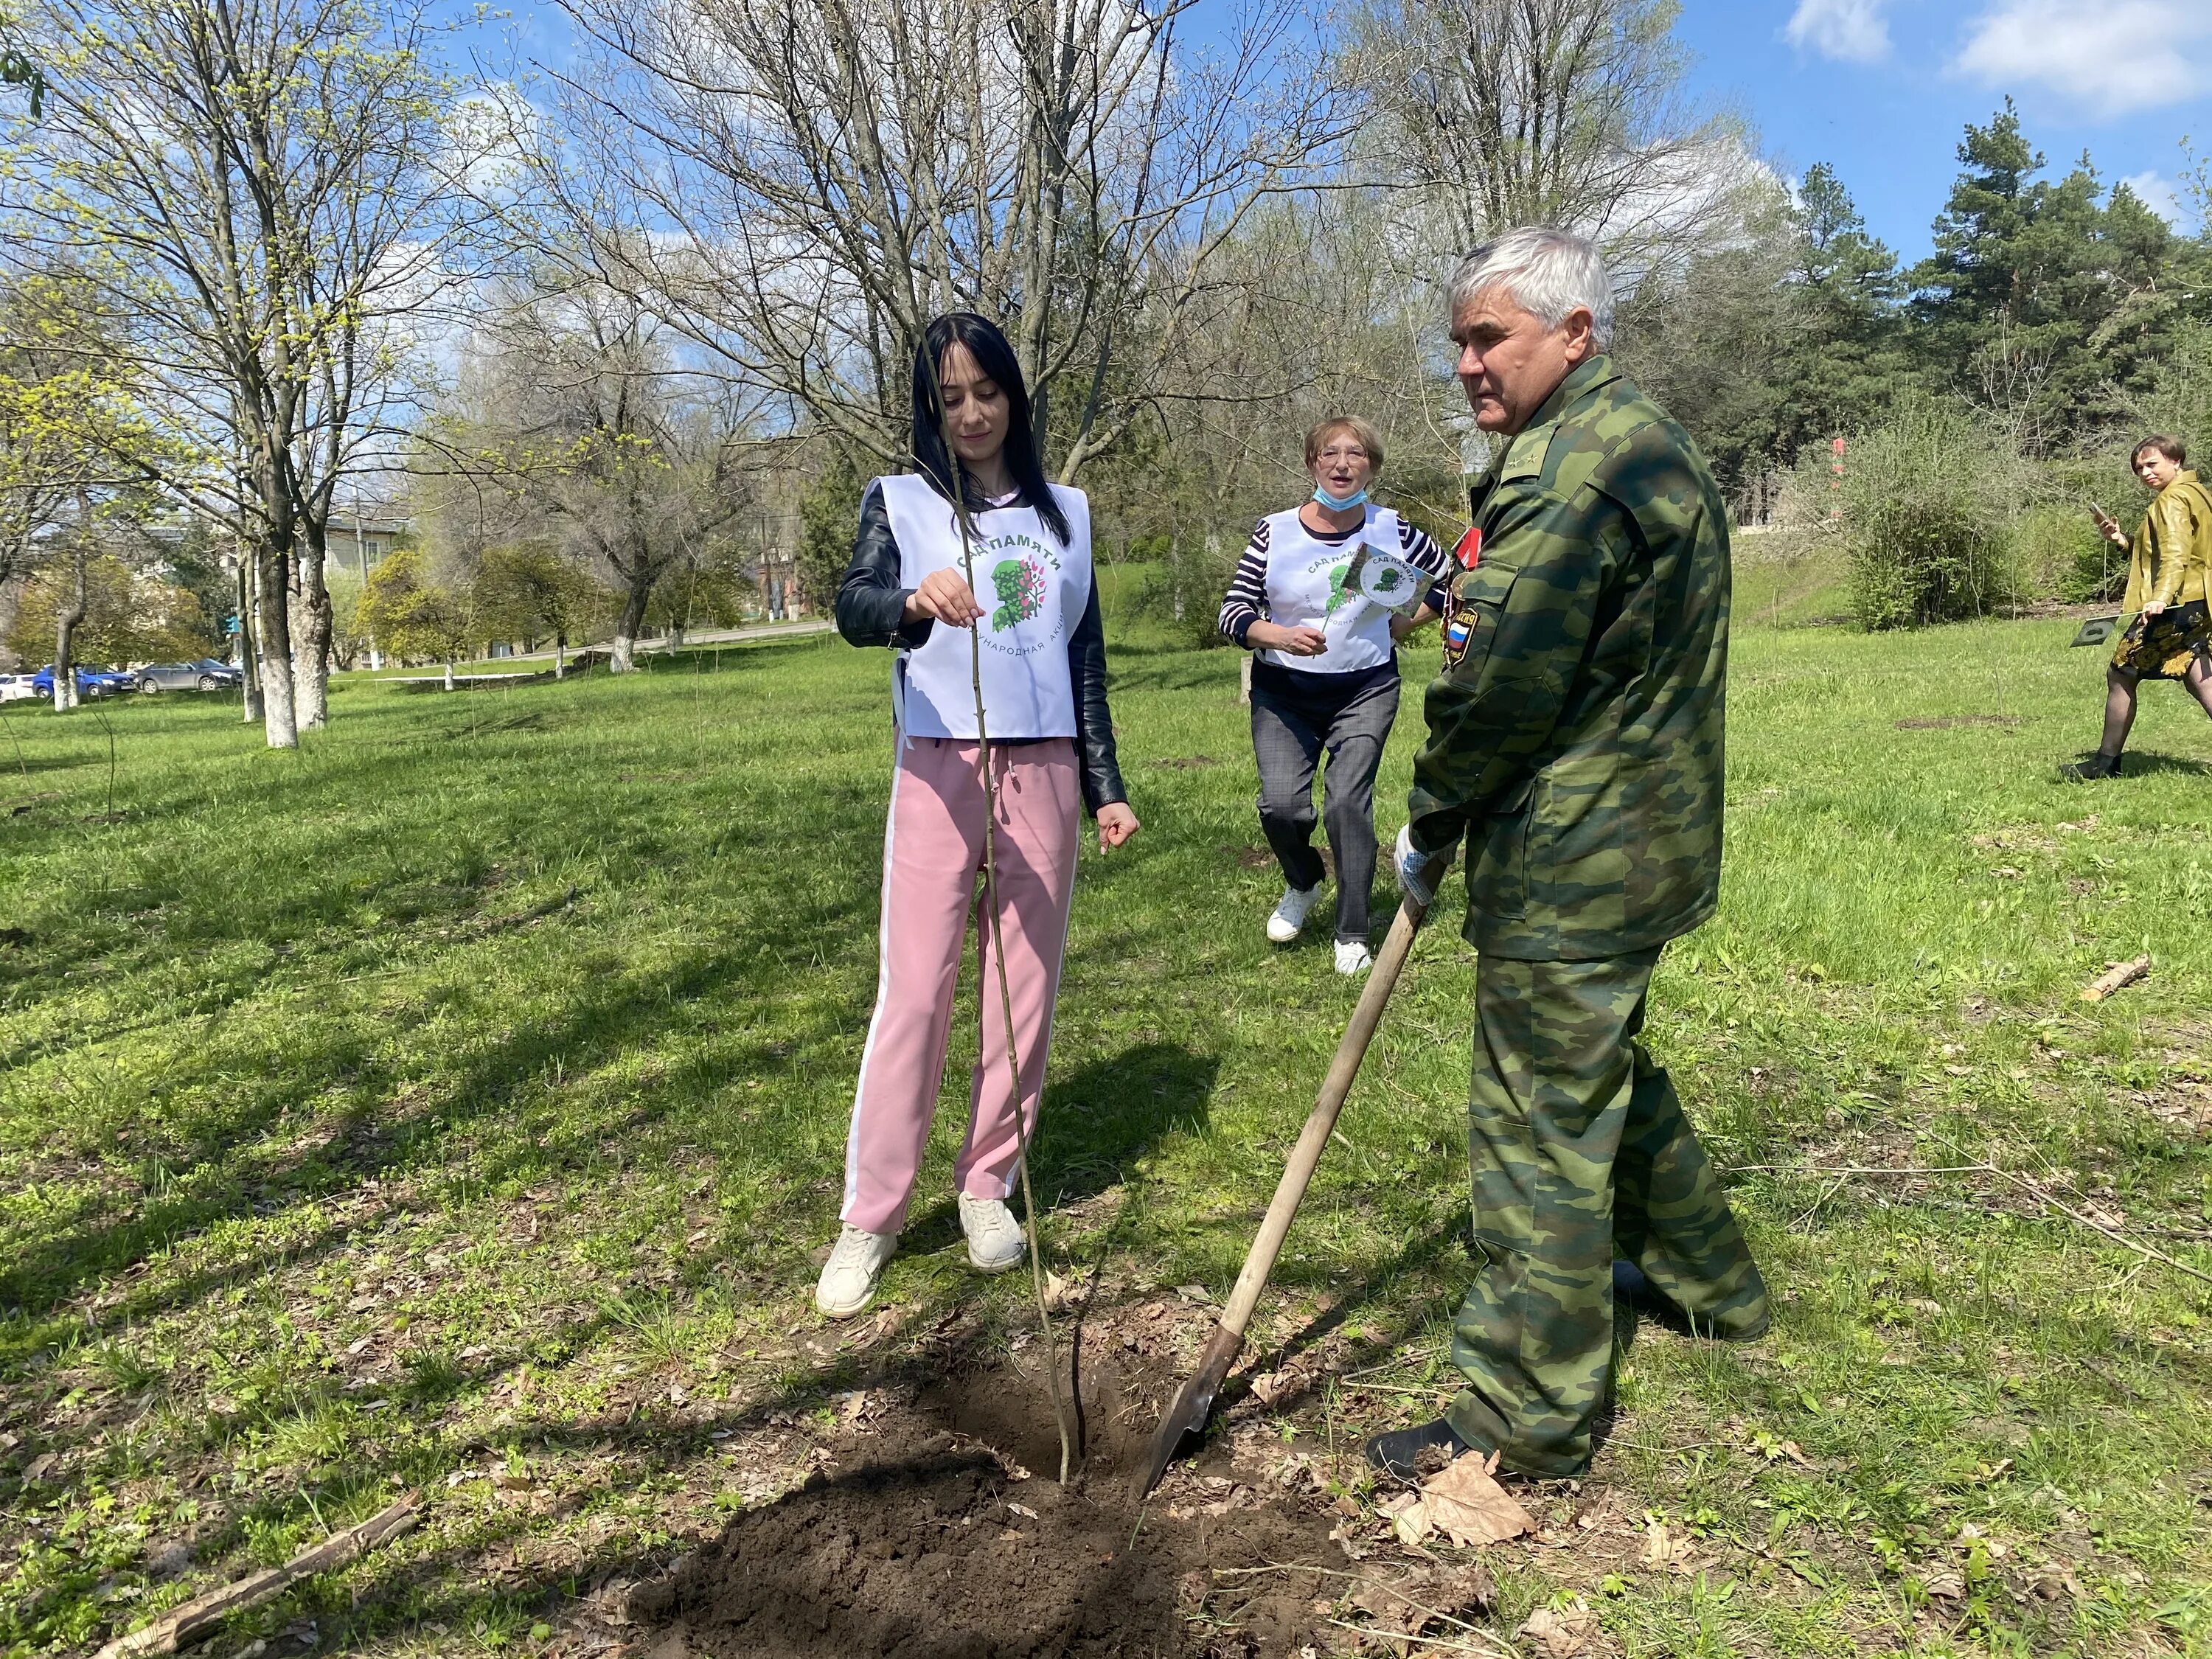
[817,312,1140,1318]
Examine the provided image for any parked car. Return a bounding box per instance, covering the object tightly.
[30,664,119,700]
[134,658,243,693]
[0,673,35,703]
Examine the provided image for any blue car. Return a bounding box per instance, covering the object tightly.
[30,664,122,700]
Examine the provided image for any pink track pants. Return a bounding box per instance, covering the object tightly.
[841,736,1079,1236]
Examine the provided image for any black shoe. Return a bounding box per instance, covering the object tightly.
[1613,1258,1770,1341]
[1365,1418,1474,1481]
[2061,751,2122,782]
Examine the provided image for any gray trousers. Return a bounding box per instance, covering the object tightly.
[1250,666,1401,944]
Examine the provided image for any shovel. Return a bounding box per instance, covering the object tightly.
[1132,847,1454,1501]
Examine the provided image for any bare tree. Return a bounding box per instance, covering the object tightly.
[0,0,462,746]
[425,280,759,671]
[502,0,1351,477]
[1350,0,1756,274]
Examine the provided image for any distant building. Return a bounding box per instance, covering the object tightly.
[323,509,408,578]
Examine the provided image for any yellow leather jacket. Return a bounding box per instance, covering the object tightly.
[2122,469,2212,612]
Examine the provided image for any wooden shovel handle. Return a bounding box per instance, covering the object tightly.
[1214,856,1449,1340]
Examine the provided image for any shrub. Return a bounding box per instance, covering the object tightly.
[1133,529,1243,650]
[1817,400,2022,630]
[2013,504,2124,605]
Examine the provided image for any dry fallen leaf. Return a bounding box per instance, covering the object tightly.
[1348,1564,1498,1655]
[1517,1605,1601,1658]
[1923,1568,1966,1601]
[22,1453,57,1483]
[1641,1519,1694,1571]
[1408,1450,1534,1548]
[1328,1521,1372,1561]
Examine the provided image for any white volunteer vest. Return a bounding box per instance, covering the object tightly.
[1257,505,1407,674]
[876,473,1091,740]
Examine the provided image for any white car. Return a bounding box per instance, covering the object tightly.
[0,674,35,703]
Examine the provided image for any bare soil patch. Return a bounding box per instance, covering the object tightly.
[626,1359,1344,1658]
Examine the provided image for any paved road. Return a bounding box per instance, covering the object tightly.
[355,619,836,678]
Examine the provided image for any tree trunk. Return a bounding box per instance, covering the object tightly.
[254,540,299,748]
[610,574,652,672]
[554,633,566,679]
[443,657,455,691]
[239,557,263,723]
[52,543,86,714]
[292,522,333,727]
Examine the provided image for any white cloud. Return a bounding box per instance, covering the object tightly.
[1953,1,2200,117]
[1784,0,1892,65]
[2120,170,2192,229]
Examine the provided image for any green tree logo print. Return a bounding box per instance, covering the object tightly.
[1324,562,1352,615]
[991,557,1047,630]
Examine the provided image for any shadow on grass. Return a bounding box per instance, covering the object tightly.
[0,905,866,1339]
[2113,749,2212,779]
[899,1041,1220,1260]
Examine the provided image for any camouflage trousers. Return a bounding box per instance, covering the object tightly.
[1444,947,1767,1477]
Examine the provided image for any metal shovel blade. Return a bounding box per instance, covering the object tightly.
[1131,1324,1242,1502]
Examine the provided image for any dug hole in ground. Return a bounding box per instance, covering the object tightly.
[618,1289,1564,1659]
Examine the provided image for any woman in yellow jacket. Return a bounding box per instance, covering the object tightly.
[2067,434,2212,780]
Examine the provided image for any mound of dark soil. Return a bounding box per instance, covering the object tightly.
[628,1363,1346,1658]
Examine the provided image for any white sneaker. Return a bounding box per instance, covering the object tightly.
[959,1194,1026,1274]
[814,1225,898,1318]
[1334,940,1374,975]
[1266,883,1324,944]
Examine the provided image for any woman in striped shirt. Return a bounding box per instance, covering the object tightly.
[1218,417,1450,973]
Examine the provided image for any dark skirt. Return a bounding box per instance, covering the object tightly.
[2112,600,2212,680]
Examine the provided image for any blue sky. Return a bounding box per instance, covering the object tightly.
[464,1,2208,263]
[1683,0,2210,259]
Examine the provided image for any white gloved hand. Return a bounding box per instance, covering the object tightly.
[1394,824,1440,908]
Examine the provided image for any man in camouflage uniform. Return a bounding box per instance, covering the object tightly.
[1371,227,1768,1482]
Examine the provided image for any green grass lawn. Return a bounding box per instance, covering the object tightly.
[3,594,2210,1658]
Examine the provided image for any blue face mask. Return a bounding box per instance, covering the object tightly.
[1312,484,1367,511]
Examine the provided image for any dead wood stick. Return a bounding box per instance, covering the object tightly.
[2080,955,2150,1001]
[94,1496,418,1658]
[1983,1166,2212,1287]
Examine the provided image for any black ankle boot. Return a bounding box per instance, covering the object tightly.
[1365,1418,1475,1481]
[2061,751,2122,782]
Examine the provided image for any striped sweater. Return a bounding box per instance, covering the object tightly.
[1218,512,1451,646]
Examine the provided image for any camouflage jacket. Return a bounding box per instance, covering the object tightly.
[1408,355,1728,961]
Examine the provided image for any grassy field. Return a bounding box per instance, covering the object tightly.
[3,585,2211,1658]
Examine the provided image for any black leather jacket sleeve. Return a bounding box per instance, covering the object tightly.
[1065,573,1127,815]
[835,482,933,650]
[835,479,1127,817]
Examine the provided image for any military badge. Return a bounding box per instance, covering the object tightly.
[1442,594,1478,669]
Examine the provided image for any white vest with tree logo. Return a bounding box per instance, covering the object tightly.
[876,473,1090,740]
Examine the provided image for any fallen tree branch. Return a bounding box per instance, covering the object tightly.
[1983,1164,2212,1288]
[94,1496,419,1658]
[1730,1154,2212,1288]
[2080,956,2150,1002]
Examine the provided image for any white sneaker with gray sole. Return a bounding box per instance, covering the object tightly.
[814,1224,898,1318]
[959,1194,1026,1273]
[1266,883,1324,944]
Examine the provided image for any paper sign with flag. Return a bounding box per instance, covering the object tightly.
[1343,542,1427,613]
